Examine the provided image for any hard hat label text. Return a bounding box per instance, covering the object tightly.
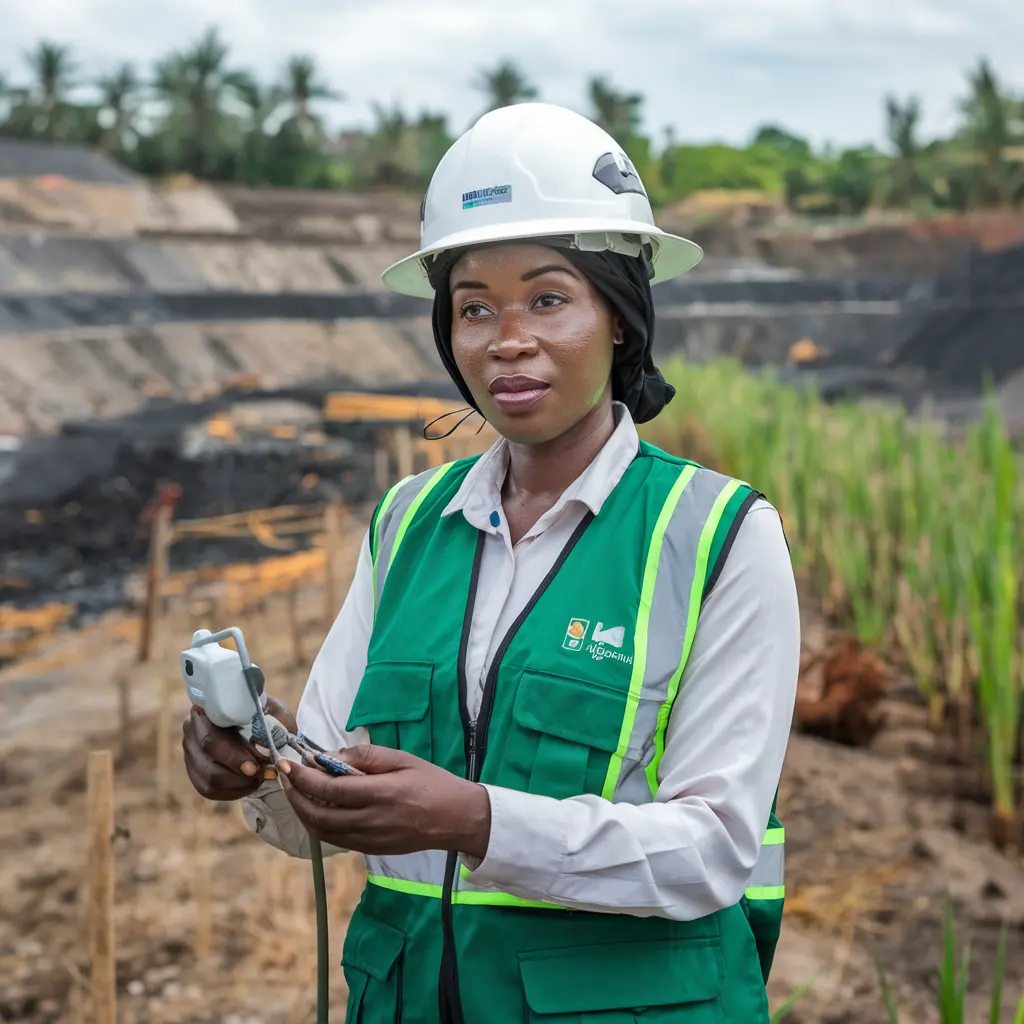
[462,184,513,210]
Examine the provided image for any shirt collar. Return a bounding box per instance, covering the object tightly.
[441,402,640,530]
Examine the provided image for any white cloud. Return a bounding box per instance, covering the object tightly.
[0,0,1021,148]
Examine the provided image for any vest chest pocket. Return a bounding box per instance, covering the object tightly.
[342,913,406,1024]
[346,661,434,761]
[505,670,627,800]
[519,938,725,1023]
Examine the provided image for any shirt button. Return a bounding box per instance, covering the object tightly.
[489,511,500,528]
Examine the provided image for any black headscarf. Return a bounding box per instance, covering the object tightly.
[426,238,675,425]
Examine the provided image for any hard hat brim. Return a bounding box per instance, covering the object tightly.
[381,218,704,298]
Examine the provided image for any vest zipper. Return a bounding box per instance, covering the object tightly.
[467,724,479,780]
[438,534,485,1024]
[395,951,404,1024]
[438,515,593,1024]
[471,512,594,777]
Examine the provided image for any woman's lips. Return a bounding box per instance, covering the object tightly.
[488,375,551,413]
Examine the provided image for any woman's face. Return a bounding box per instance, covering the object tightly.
[448,243,623,445]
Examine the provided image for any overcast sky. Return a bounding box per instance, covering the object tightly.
[2,1,1022,151]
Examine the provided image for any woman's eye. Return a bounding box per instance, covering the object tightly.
[460,302,490,319]
[534,292,566,309]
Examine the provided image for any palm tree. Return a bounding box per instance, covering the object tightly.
[152,27,246,178]
[232,72,286,183]
[588,76,643,145]
[233,73,285,129]
[23,40,77,139]
[283,55,340,131]
[96,62,141,153]
[958,59,1022,206]
[877,93,924,207]
[362,103,414,185]
[473,60,537,113]
[410,111,453,182]
[0,73,11,127]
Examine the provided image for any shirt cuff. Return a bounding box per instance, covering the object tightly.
[461,785,567,896]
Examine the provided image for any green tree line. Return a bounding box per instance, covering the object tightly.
[2,28,1023,214]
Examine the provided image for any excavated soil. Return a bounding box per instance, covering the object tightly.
[1,537,1023,1024]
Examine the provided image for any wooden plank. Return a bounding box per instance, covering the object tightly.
[0,602,74,632]
[170,503,323,537]
[323,392,461,424]
[87,750,116,1024]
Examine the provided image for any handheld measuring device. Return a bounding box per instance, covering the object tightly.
[180,625,355,1024]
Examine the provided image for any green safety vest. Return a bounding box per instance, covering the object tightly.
[342,441,786,1024]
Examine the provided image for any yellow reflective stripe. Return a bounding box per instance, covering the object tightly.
[371,463,457,621]
[367,875,441,899]
[367,874,567,910]
[371,874,784,908]
[745,885,785,901]
[454,891,565,909]
[763,827,785,846]
[600,465,697,799]
[388,463,455,573]
[646,478,742,792]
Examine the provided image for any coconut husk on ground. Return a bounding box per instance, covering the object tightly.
[795,635,888,747]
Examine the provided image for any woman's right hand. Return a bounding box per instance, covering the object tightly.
[181,697,296,801]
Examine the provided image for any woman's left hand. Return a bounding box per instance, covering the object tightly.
[277,746,492,859]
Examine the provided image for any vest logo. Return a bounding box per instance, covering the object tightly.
[592,622,625,648]
[562,618,590,650]
[564,618,633,664]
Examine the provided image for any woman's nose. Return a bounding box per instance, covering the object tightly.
[489,309,539,358]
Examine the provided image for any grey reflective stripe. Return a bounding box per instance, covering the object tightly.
[611,467,740,804]
[364,850,563,907]
[747,841,785,889]
[364,849,445,887]
[365,848,501,896]
[372,466,452,612]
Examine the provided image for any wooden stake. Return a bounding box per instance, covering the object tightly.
[87,750,116,1024]
[115,669,131,760]
[138,504,174,663]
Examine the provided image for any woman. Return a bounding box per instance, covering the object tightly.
[182,102,800,1023]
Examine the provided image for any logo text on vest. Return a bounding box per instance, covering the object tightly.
[593,622,625,648]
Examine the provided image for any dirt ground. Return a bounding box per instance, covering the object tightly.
[1,530,1022,1024]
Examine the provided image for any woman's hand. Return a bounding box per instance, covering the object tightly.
[181,697,296,801]
[278,746,492,859]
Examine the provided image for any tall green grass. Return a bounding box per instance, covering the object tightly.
[874,905,1024,1022]
[646,358,1024,848]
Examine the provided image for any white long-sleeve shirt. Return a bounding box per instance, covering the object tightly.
[242,404,800,921]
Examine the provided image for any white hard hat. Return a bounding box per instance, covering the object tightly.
[381,102,703,298]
